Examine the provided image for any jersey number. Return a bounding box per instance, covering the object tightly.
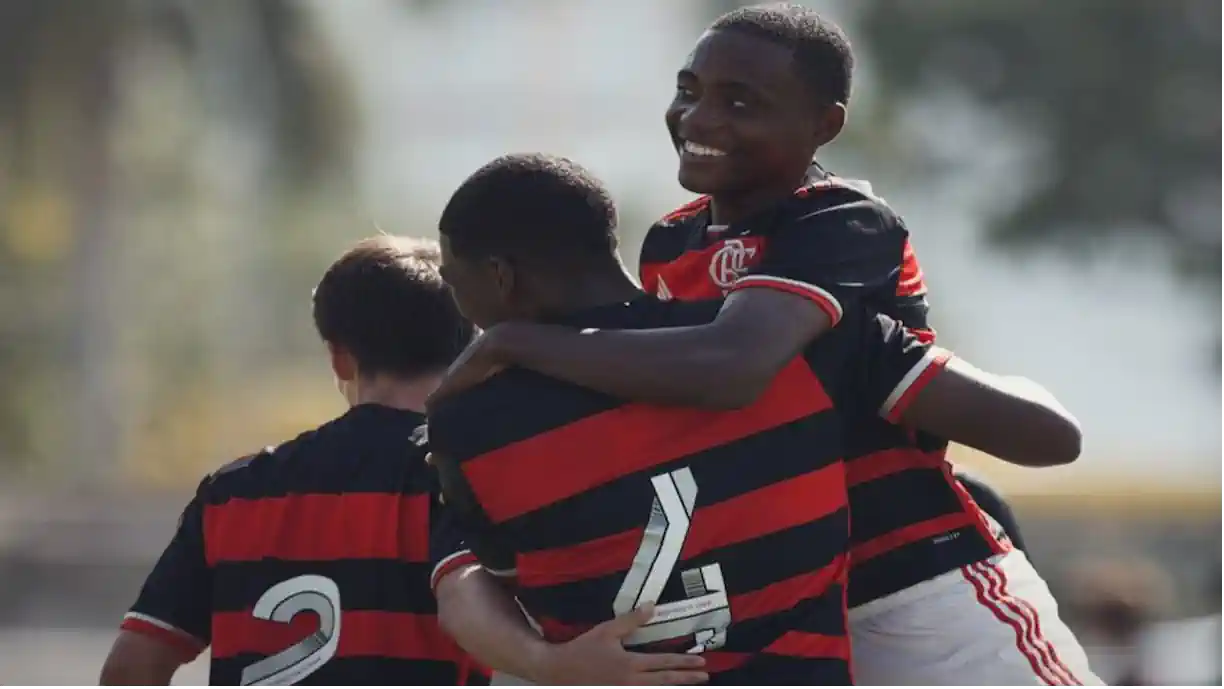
[612,467,731,652]
[240,575,341,686]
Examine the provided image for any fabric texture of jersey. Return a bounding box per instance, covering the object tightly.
[120,404,486,686]
[428,296,949,685]
[638,171,1005,607]
[955,472,1028,552]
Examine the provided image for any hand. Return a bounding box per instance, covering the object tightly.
[428,327,508,409]
[529,605,708,686]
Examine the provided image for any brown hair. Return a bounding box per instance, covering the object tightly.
[312,235,474,377]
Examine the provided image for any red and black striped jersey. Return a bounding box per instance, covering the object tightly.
[638,173,1005,607]
[120,404,486,686]
[427,296,950,685]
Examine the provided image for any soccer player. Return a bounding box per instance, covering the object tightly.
[425,153,1088,685]
[100,237,487,685]
[430,5,1100,685]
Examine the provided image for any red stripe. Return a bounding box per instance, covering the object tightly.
[763,631,850,660]
[895,240,928,297]
[646,235,770,301]
[971,564,1075,685]
[978,563,1083,685]
[844,447,943,488]
[908,326,936,344]
[961,564,1061,685]
[660,196,711,223]
[884,350,951,423]
[850,511,975,564]
[120,616,206,659]
[210,609,468,663]
[464,358,830,522]
[516,464,845,588]
[730,276,842,325]
[203,492,430,566]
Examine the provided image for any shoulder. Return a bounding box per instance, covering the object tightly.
[642,196,710,264]
[427,371,541,447]
[429,368,620,461]
[658,195,711,226]
[789,179,903,230]
[198,419,330,498]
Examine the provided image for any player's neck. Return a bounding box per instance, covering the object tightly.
[709,174,813,226]
[352,373,442,414]
[535,264,644,318]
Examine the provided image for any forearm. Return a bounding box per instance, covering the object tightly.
[436,566,552,681]
[497,323,771,409]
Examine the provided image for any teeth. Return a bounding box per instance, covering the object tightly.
[682,141,726,157]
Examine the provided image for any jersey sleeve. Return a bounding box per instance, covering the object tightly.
[429,495,482,590]
[855,312,954,423]
[428,400,519,587]
[119,485,212,659]
[730,189,908,327]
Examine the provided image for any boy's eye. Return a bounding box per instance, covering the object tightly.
[675,85,696,99]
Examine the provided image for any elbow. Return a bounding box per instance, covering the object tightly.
[1043,414,1082,466]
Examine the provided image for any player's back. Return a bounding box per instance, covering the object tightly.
[201,404,479,685]
[430,296,855,685]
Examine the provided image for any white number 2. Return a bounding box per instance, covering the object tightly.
[240,574,342,686]
[613,468,731,652]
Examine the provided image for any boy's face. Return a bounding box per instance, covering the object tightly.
[438,235,515,330]
[666,29,834,198]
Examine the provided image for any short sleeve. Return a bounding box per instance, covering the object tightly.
[730,188,908,327]
[856,313,954,423]
[429,496,482,590]
[428,401,519,587]
[120,487,212,658]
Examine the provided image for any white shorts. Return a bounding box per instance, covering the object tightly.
[850,549,1102,685]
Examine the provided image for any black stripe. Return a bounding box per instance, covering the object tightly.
[212,560,436,615]
[718,584,846,653]
[712,655,850,686]
[639,218,697,264]
[847,468,964,543]
[203,406,434,502]
[208,657,485,686]
[847,526,997,607]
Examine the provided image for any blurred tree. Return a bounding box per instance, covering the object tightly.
[0,0,354,475]
[853,0,1220,311]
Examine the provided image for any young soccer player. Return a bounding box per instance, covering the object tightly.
[431,5,1099,685]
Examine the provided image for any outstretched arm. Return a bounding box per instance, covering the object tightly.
[895,357,1081,467]
[862,316,1081,467]
[101,490,211,684]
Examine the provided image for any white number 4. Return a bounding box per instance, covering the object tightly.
[613,468,731,652]
[240,574,342,686]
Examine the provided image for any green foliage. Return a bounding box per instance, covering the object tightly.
[855,0,1220,287]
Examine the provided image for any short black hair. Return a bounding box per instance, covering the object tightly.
[438,153,618,266]
[710,3,853,105]
[312,235,473,378]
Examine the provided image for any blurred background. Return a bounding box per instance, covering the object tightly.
[0,0,1218,684]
